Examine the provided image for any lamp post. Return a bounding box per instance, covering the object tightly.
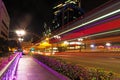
[15,29,26,54]
[16,30,26,42]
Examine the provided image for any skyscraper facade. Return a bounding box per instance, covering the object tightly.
[51,0,84,32]
[0,1,10,40]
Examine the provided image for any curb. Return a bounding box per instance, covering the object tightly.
[33,58,70,80]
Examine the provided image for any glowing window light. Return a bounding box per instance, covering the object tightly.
[45,38,49,41]
[78,38,83,41]
[69,42,76,44]
[106,42,111,47]
[76,42,82,45]
[90,44,95,48]
[64,41,69,45]
[69,42,82,45]
[53,47,57,49]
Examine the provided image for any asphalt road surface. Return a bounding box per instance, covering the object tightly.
[53,53,120,74]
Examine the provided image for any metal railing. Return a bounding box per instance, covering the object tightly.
[0,53,22,80]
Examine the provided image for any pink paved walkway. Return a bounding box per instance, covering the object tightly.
[16,55,68,80]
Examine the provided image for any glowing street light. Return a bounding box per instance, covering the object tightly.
[18,37,24,42]
[16,30,26,36]
[16,29,26,42]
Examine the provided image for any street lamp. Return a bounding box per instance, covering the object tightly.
[18,37,24,42]
[15,29,26,42]
[15,29,26,55]
[16,30,26,37]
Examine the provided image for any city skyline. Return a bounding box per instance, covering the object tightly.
[0,0,120,80]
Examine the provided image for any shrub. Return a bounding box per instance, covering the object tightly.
[0,53,15,70]
[33,54,114,80]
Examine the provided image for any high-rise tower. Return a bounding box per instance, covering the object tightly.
[0,1,10,40]
[51,0,84,31]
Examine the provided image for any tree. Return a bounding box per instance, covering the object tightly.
[0,37,7,52]
[0,37,9,57]
[8,40,18,51]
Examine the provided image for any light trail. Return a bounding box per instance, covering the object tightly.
[52,9,120,37]
[68,29,120,41]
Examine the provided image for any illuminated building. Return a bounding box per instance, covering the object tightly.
[0,1,10,40]
[51,0,84,31]
[21,42,34,54]
[50,0,120,52]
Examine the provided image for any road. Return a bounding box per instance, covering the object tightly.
[53,53,120,74]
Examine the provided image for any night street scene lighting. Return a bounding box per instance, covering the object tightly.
[0,0,120,80]
[16,30,26,37]
[15,30,26,42]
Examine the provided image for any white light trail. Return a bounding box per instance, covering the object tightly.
[67,29,120,41]
[54,9,120,36]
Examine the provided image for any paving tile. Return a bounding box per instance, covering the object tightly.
[16,55,62,80]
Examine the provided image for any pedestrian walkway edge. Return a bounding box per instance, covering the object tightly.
[32,57,70,80]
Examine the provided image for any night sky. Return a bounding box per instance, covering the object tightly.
[3,0,111,41]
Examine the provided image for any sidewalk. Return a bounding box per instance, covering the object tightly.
[16,55,69,80]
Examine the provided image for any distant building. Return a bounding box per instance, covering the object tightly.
[0,1,10,40]
[21,41,34,54]
[51,0,84,32]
